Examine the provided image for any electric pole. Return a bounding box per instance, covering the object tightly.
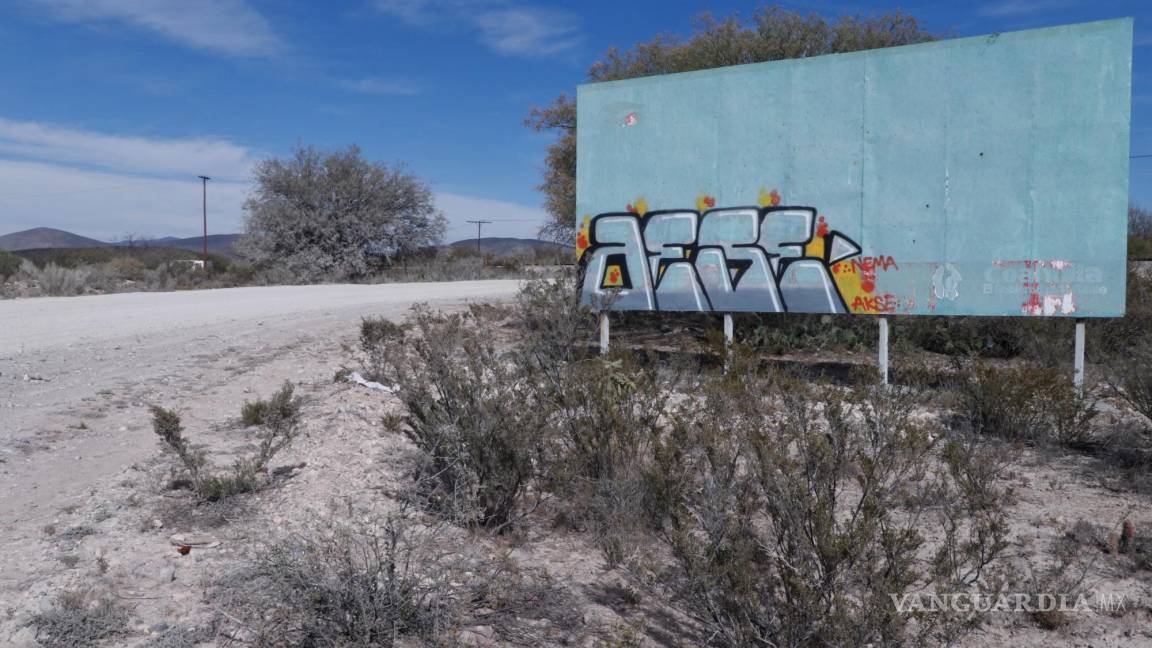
[465,220,492,255]
[198,175,210,263]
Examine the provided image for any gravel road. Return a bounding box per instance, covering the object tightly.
[0,281,521,525]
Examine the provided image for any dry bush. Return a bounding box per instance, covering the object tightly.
[1108,342,1152,424]
[29,587,131,647]
[222,510,457,647]
[218,506,582,647]
[30,263,92,296]
[641,363,1010,647]
[150,382,302,502]
[537,352,676,564]
[369,306,548,530]
[954,358,1097,446]
[359,315,408,383]
[513,272,596,368]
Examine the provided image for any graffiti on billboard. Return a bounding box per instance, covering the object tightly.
[577,188,905,314]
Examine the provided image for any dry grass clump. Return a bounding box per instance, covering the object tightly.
[218,506,581,647]
[29,587,131,647]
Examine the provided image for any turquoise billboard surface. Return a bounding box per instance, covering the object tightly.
[576,19,1132,317]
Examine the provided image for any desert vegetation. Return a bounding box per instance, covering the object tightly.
[9,7,1152,648]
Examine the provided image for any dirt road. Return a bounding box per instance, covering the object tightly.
[0,281,520,525]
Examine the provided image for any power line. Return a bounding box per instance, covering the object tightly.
[465,220,492,254]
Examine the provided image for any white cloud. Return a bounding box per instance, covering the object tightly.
[374,0,581,57]
[338,77,421,96]
[436,192,548,241]
[0,116,548,242]
[0,159,250,241]
[0,117,256,181]
[473,7,580,56]
[27,0,283,57]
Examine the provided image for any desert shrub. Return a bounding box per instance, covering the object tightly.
[150,405,207,484]
[225,510,456,647]
[150,383,302,502]
[239,382,303,429]
[0,249,21,279]
[30,263,91,296]
[513,272,595,368]
[359,316,408,383]
[239,399,268,427]
[1108,342,1152,424]
[536,352,675,564]
[744,312,874,353]
[107,256,147,281]
[643,365,1009,647]
[29,587,130,647]
[371,306,548,530]
[953,358,1095,445]
[220,507,583,647]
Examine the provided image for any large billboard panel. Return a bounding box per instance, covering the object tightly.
[576,19,1132,317]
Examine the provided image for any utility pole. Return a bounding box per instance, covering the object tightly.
[198,175,210,263]
[465,220,492,255]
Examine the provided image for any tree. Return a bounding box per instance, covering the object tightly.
[238,145,446,281]
[526,7,936,243]
[1131,204,1152,238]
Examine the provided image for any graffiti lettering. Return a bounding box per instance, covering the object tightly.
[579,202,866,314]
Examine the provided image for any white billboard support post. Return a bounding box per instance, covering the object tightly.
[723,313,734,371]
[1074,318,1086,395]
[599,312,610,355]
[878,317,890,386]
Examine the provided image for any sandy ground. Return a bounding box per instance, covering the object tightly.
[0,281,519,608]
[2,280,1152,647]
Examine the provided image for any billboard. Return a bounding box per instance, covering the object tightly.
[576,19,1132,317]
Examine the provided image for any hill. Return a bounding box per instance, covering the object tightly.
[0,227,106,251]
[116,234,241,257]
[447,237,572,260]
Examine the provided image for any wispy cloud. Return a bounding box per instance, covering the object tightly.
[338,77,421,96]
[978,0,1077,18]
[0,117,256,181]
[375,0,581,57]
[436,192,548,240]
[27,0,283,57]
[0,159,251,240]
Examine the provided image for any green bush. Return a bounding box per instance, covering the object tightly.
[0,250,21,279]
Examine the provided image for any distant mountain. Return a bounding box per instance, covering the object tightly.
[117,234,241,257]
[0,227,106,251]
[447,237,572,259]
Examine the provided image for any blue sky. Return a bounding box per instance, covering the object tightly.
[0,0,1148,243]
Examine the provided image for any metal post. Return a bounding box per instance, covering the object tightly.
[466,220,492,256]
[198,175,210,263]
[599,312,610,355]
[1074,318,1086,395]
[878,316,889,385]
